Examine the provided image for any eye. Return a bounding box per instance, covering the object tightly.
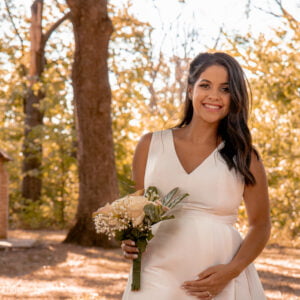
[199,84,210,89]
[221,87,230,93]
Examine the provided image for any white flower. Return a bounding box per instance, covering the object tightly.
[93,194,154,234]
[93,203,112,217]
[114,195,152,227]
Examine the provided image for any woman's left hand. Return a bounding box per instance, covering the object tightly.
[181,264,237,299]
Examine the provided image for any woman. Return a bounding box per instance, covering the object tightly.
[121,52,271,299]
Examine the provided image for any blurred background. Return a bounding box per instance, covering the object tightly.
[0,0,299,245]
[0,1,299,299]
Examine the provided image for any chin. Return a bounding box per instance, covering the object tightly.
[195,114,225,125]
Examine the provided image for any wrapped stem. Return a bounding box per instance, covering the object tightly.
[131,251,142,291]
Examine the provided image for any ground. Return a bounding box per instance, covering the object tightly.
[0,230,299,300]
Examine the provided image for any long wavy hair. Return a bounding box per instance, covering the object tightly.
[176,52,258,185]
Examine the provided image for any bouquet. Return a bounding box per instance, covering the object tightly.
[93,186,188,291]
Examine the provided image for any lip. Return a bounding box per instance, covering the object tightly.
[202,103,223,111]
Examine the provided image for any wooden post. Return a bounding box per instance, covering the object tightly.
[0,150,12,239]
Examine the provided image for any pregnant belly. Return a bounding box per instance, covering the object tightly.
[141,213,243,281]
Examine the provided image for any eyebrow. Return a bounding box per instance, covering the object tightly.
[199,79,229,85]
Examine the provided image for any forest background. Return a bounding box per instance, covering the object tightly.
[0,0,299,247]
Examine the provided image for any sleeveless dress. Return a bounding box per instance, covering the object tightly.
[122,129,266,300]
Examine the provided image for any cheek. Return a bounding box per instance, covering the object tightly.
[221,98,231,116]
[224,96,231,110]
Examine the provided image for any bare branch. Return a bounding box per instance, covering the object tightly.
[4,0,25,54]
[274,0,283,9]
[212,26,223,49]
[254,5,282,18]
[255,0,299,31]
[151,0,164,27]
[43,12,71,46]
[245,0,251,18]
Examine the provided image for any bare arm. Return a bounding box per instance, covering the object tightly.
[227,152,271,275]
[132,132,153,190]
[121,132,153,259]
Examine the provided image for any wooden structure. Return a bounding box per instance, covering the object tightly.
[0,150,12,239]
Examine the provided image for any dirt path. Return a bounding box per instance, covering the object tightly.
[0,230,299,299]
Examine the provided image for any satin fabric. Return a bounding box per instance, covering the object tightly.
[122,129,266,300]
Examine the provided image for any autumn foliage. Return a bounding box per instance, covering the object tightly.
[0,1,299,246]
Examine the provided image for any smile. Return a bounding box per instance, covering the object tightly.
[203,103,222,110]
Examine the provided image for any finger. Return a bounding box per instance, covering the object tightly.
[197,266,219,280]
[194,276,212,286]
[182,280,206,287]
[122,239,135,246]
[182,280,196,286]
[122,251,139,260]
[121,244,139,253]
[185,290,211,299]
[121,241,139,253]
[183,286,207,292]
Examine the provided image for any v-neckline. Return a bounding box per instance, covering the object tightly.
[169,129,223,176]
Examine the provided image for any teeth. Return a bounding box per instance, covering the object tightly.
[204,104,221,109]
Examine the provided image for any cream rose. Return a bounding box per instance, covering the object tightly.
[92,203,112,217]
[121,195,152,227]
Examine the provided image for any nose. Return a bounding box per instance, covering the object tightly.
[207,88,220,100]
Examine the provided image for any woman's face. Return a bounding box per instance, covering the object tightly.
[189,64,231,125]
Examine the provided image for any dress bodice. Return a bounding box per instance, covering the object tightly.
[144,129,245,221]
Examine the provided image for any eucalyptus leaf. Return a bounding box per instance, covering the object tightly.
[162,187,179,206]
[168,193,189,208]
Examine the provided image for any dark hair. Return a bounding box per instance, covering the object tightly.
[176,52,258,185]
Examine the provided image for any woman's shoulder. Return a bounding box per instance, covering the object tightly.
[132,129,170,183]
[249,149,266,175]
[137,129,171,146]
[139,132,153,144]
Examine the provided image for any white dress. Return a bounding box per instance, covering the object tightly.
[122,129,266,300]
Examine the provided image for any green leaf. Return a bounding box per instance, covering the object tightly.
[136,238,148,253]
[144,203,163,223]
[144,186,160,201]
[162,187,179,206]
[161,215,175,221]
[147,231,154,241]
[168,193,189,208]
[114,230,126,241]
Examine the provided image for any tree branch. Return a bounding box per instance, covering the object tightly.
[212,26,223,49]
[277,3,299,29]
[274,0,283,9]
[4,0,25,54]
[254,5,282,18]
[255,0,299,31]
[43,12,71,46]
[245,0,251,18]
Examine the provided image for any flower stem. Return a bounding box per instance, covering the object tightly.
[131,252,142,291]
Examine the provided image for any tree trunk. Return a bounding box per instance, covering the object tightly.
[64,0,119,247]
[21,0,45,201]
[0,152,11,239]
[21,1,69,203]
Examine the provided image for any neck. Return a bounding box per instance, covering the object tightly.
[183,119,219,145]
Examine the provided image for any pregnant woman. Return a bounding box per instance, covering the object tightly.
[121,52,270,299]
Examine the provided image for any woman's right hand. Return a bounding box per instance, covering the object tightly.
[121,240,139,260]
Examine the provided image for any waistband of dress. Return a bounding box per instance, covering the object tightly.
[170,203,237,225]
